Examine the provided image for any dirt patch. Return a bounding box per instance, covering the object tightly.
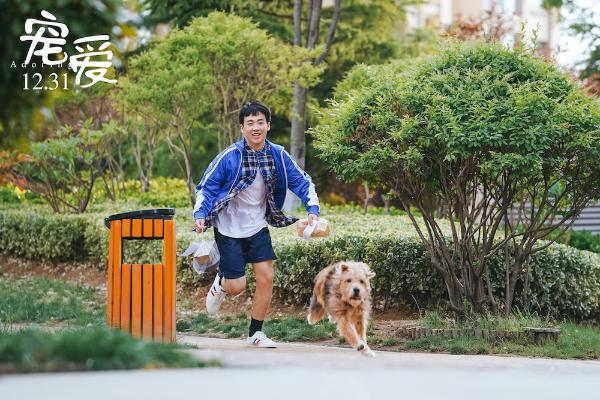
[177,285,311,320]
[0,255,105,288]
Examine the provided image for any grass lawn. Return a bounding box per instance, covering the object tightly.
[173,203,450,245]
[177,311,600,360]
[177,313,338,342]
[55,200,449,246]
[399,312,600,359]
[402,323,600,359]
[0,275,103,326]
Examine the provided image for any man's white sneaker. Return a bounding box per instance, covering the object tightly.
[205,273,226,316]
[247,331,277,348]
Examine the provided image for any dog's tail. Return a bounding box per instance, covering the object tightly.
[307,295,326,325]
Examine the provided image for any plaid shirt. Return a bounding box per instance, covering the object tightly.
[205,140,298,229]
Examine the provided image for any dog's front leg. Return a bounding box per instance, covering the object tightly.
[355,318,375,357]
[338,317,361,349]
[356,317,368,343]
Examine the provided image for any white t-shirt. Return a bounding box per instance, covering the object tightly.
[215,173,268,238]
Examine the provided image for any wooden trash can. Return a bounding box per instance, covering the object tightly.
[104,209,176,342]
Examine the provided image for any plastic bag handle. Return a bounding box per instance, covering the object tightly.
[303,220,317,241]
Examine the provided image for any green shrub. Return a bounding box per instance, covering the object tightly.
[568,231,600,254]
[364,238,446,309]
[0,185,44,205]
[13,124,109,213]
[0,186,19,204]
[522,246,600,318]
[83,218,109,262]
[273,236,370,306]
[0,210,87,261]
[273,236,446,309]
[92,177,191,208]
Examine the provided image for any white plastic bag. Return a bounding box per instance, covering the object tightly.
[180,232,220,274]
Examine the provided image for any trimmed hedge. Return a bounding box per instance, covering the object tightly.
[1,208,599,320]
[515,246,600,318]
[0,207,213,285]
[0,211,88,261]
[272,236,447,311]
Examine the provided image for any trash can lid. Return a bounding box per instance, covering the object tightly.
[104,208,175,229]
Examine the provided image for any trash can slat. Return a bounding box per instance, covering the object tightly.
[153,264,163,340]
[122,219,131,238]
[112,263,122,326]
[163,220,176,342]
[120,264,131,332]
[132,219,142,238]
[106,222,114,325]
[142,264,153,339]
[154,220,163,238]
[131,264,142,339]
[143,219,153,238]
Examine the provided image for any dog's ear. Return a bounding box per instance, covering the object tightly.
[366,270,376,279]
[335,262,350,274]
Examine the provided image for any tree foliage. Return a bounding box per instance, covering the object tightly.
[313,41,600,314]
[119,12,321,205]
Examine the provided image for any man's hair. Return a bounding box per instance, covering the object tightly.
[239,100,271,125]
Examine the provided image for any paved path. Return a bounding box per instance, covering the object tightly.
[2,335,599,400]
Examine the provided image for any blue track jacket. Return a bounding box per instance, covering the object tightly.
[193,139,320,222]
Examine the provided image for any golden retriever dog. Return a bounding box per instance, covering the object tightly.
[307,261,376,357]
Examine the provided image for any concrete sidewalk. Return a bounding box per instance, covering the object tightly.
[2,334,599,400]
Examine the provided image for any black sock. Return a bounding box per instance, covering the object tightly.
[249,318,263,337]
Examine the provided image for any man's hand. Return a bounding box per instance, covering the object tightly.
[194,219,206,233]
[308,214,318,225]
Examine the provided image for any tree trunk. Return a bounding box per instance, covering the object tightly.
[291,0,304,169]
[287,0,341,213]
[285,82,308,212]
[433,257,464,312]
[505,269,519,316]
[101,174,114,201]
[78,173,95,213]
[290,0,322,170]
[381,194,390,215]
[291,83,308,169]
[363,182,370,214]
[182,136,195,208]
[183,146,195,208]
[522,259,531,313]
[133,132,149,193]
[143,131,155,193]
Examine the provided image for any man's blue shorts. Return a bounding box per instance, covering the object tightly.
[214,227,277,279]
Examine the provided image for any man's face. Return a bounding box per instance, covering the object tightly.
[241,112,270,150]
